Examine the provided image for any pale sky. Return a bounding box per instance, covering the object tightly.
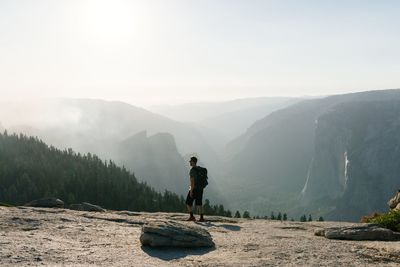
[0,0,399,107]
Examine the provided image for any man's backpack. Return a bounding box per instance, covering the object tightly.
[195,166,209,189]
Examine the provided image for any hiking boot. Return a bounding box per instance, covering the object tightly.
[186,216,196,221]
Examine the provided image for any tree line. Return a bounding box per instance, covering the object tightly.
[233,210,325,222]
[0,132,231,216]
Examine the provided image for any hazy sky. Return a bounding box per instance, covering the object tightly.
[1,0,399,107]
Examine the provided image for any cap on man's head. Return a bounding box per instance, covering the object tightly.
[189,156,198,163]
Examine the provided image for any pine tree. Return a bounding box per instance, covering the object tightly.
[270,211,276,220]
[243,211,251,219]
[234,211,241,218]
[218,205,225,216]
[308,214,313,222]
[300,215,307,222]
[318,216,324,222]
[277,212,282,221]
[283,213,288,221]
[203,199,212,214]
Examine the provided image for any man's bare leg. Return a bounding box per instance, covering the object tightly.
[187,205,195,221]
[197,205,205,221]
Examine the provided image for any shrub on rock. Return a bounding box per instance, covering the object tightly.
[362,210,400,232]
[361,191,400,232]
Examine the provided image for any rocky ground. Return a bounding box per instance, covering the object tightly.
[1,206,400,266]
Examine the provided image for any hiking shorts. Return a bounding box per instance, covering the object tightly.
[185,188,204,206]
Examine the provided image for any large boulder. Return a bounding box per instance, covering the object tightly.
[140,220,215,248]
[315,224,400,241]
[388,190,400,210]
[69,202,105,212]
[24,197,64,208]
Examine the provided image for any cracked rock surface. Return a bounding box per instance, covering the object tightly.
[2,206,400,266]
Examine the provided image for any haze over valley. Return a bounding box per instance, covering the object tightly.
[1,89,400,221]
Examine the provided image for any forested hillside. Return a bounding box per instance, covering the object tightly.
[0,99,221,199]
[0,132,231,216]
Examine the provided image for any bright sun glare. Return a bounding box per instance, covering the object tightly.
[83,0,138,42]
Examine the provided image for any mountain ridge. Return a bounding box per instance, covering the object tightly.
[223,89,400,219]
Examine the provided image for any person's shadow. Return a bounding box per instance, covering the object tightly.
[195,221,241,231]
[141,246,215,261]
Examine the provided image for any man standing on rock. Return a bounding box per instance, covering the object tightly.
[186,156,208,222]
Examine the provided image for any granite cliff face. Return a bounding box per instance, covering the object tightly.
[114,131,189,195]
[224,89,400,218]
[302,101,400,221]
